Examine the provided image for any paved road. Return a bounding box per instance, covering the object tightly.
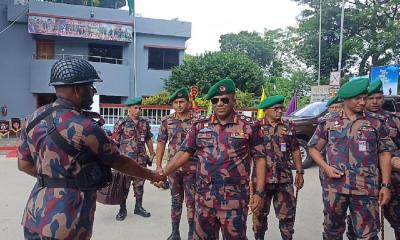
[0,156,395,240]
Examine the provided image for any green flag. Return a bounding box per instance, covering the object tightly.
[128,0,134,15]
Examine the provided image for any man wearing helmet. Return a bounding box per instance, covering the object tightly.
[17,58,166,240]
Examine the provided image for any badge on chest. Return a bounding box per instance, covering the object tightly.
[280,142,287,152]
[231,129,249,139]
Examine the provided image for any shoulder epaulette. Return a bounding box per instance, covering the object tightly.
[194,115,209,123]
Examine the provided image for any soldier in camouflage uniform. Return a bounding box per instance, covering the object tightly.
[252,95,304,240]
[346,80,400,240]
[113,97,156,220]
[17,58,165,240]
[308,78,395,240]
[158,79,268,239]
[156,87,198,240]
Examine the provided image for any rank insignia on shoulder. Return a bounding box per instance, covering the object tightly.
[199,127,212,133]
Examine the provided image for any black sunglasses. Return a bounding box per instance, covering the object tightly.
[211,97,230,105]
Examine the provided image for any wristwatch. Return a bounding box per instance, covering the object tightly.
[254,190,267,198]
[381,183,393,190]
[296,169,304,175]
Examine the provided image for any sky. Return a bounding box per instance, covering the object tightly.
[127,0,303,55]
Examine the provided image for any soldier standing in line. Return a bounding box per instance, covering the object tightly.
[155,87,197,240]
[252,95,304,240]
[346,79,400,240]
[308,78,395,240]
[113,97,156,221]
[157,78,268,239]
[326,95,343,114]
[17,58,165,240]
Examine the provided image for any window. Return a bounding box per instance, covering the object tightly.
[100,95,122,104]
[36,40,54,59]
[88,44,123,64]
[148,48,179,70]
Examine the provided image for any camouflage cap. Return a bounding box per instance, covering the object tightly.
[338,78,369,99]
[367,80,383,95]
[258,95,285,109]
[206,78,236,100]
[125,97,142,106]
[168,87,189,103]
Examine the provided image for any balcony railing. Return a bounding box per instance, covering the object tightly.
[33,53,127,65]
[29,0,125,9]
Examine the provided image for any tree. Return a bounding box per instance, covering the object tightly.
[164,52,264,96]
[219,31,274,69]
[293,0,400,80]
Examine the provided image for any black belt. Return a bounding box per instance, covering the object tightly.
[37,175,78,189]
[198,176,248,185]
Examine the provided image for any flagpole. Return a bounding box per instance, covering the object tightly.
[132,1,137,97]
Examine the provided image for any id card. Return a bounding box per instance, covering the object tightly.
[358,140,367,152]
[280,142,287,152]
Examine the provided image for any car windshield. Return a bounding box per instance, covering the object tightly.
[291,101,327,118]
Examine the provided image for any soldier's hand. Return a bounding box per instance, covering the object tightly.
[295,173,304,189]
[379,187,391,206]
[323,166,344,179]
[250,195,264,214]
[151,170,166,187]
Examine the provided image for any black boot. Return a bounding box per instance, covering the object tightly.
[167,223,181,240]
[134,198,151,218]
[188,221,194,240]
[254,232,265,240]
[115,202,127,221]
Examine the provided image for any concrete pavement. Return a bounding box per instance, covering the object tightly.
[0,156,395,239]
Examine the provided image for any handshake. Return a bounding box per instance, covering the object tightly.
[150,168,168,188]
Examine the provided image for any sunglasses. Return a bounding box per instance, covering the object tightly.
[211,97,230,105]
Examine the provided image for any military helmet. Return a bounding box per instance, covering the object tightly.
[49,58,102,86]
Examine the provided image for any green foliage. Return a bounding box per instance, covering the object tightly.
[235,89,256,109]
[194,97,209,108]
[165,51,264,96]
[219,31,274,68]
[292,0,400,79]
[142,91,170,105]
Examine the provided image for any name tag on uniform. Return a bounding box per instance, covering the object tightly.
[280,142,287,152]
[358,140,367,152]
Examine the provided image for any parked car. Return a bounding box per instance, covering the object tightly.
[285,95,400,168]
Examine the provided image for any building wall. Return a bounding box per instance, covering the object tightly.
[135,34,186,96]
[0,1,36,120]
[0,0,191,119]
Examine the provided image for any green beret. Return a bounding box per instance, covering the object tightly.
[326,95,343,107]
[367,80,383,95]
[258,95,285,109]
[125,97,142,106]
[206,78,236,100]
[338,78,369,99]
[168,87,189,103]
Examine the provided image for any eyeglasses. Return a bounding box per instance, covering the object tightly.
[211,97,230,105]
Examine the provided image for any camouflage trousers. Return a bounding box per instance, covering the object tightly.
[24,227,57,240]
[169,170,196,224]
[194,204,248,240]
[252,183,296,240]
[323,191,380,240]
[117,162,147,201]
[347,192,400,240]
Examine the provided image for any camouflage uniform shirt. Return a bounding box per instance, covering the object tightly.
[180,113,267,210]
[308,110,396,196]
[17,98,120,240]
[259,118,299,184]
[113,116,152,164]
[157,112,197,172]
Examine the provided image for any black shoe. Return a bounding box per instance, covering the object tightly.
[254,232,265,240]
[134,198,151,218]
[167,223,181,240]
[115,208,127,221]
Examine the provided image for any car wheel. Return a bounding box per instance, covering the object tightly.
[298,139,313,169]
